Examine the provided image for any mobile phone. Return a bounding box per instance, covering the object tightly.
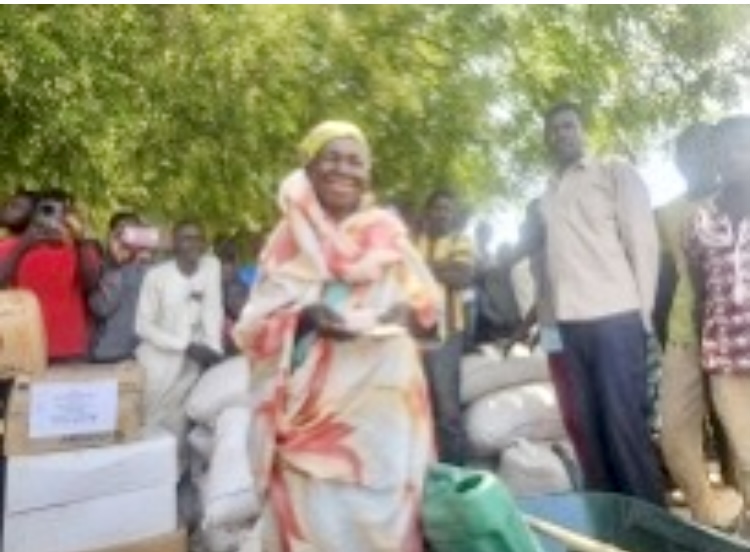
[120,225,161,249]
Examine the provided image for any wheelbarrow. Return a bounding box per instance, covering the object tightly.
[519,491,750,552]
[423,464,750,552]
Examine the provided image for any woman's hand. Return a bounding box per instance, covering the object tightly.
[379,303,435,338]
[378,303,411,327]
[301,303,356,340]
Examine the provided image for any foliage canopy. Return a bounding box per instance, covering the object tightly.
[0,5,748,230]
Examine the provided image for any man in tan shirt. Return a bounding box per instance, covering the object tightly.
[539,102,664,505]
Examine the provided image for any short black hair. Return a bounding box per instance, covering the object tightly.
[214,233,240,262]
[543,101,585,128]
[714,115,750,144]
[108,211,140,232]
[39,188,73,204]
[12,188,38,202]
[173,218,203,236]
[424,188,458,209]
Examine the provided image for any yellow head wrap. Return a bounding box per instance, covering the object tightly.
[298,120,370,164]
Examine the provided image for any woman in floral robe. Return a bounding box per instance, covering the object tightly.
[234,121,440,552]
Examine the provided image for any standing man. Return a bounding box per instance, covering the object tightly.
[657,123,741,527]
[416,189,474,465]
[688,115,750,531]
[539,102,664,504]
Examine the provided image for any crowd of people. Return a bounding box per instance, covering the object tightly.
[476,105,750,536]
[0,193,260,459]
[383,103,750,541]
[1,104,750,551]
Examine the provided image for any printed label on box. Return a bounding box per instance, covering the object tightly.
[29,380,119,438]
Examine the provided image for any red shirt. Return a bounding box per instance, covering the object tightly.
[0,238,97,361]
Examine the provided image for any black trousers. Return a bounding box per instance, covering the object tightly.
[422,333,466,466]
[558,312,665,505]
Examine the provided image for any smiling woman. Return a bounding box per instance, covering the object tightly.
[303,122,373,223]
[233,121,442,552]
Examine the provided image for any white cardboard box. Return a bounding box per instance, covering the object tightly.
[4,362,144,456]
[6,430,177,513]
[4,484,177,552]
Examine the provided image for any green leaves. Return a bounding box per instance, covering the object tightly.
[0,5,747,230]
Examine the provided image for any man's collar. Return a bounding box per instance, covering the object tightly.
[548,154,592,187]
[561,154,591,173]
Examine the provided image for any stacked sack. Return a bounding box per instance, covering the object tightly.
[185,355,262,552]
[0,291,185,552]
[462,346,579,498]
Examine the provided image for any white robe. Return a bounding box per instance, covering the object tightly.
[135,255,224,435]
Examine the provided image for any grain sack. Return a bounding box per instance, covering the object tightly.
[498,439,572,497]
[202,407,259,529]
[464,382,565,456]
[0,290,46,378]
[186,356,251,426]
[239,521,264,552]
[201,523,262,552]
[461,354,549,405]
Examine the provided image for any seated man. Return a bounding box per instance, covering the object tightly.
[89,212,152,363]
[475,244,523,346]
[0,190,100,362]
[135,219,223,437]
[416,189,474,466]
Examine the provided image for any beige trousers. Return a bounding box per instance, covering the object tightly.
[711,374,750,504]
[659,344,713,510]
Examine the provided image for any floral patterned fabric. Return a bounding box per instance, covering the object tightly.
[234,169,441,552]
[688,201,750,374]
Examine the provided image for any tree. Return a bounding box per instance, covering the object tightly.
[0,5,747,231]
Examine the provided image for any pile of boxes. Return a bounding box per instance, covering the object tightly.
[1,358,187,552]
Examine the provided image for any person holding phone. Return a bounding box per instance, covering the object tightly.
[0,189,101,362]
[89,212,151,363]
